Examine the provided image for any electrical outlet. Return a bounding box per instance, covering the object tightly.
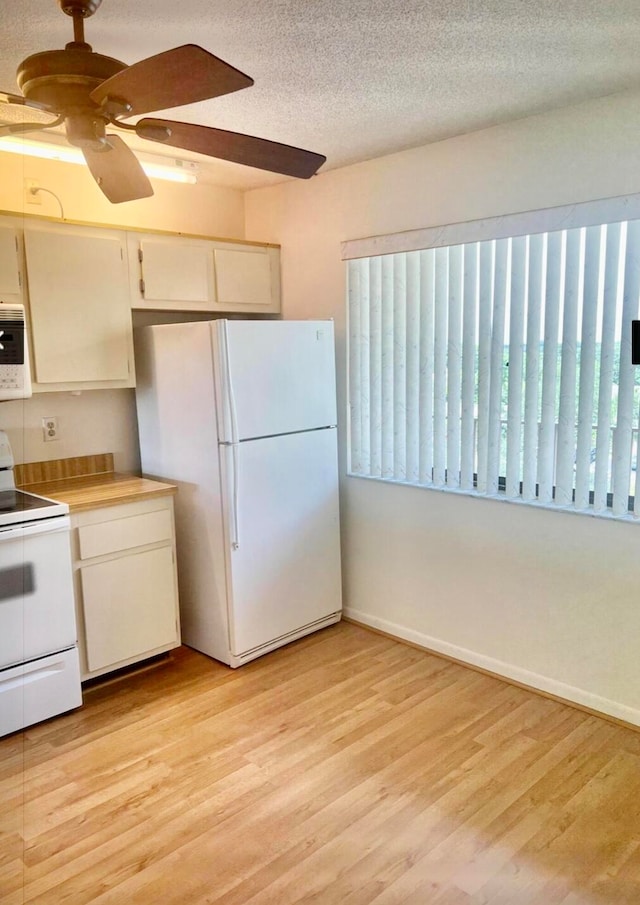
[42,416,59,442]
[24,178,41,205]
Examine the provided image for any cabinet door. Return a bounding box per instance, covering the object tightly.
[80,545,178,673]
[0,227,22,300]
[128,232,281,313]
[129,235,215,310]
[213,246,280,313]
[24,226,134,388]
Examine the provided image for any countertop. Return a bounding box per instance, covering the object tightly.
[23,472,176,513]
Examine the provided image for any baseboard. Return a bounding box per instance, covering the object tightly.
[344,608,640,731]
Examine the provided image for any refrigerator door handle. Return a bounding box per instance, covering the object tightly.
[221,320,240,449]
[221,322,241,549]
[220,442,240,550]
[231,441,240,550]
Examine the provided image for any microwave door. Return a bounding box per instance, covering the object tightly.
[0,304,32,400]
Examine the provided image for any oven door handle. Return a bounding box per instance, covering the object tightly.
[0,516,70,541]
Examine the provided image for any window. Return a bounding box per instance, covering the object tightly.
[347,213,640,519]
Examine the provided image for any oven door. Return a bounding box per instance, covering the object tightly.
[0,516,76,668]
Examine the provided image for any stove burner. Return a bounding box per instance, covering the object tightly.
[0,490,16,511]
[0,488,61,514]
[0,489,69,527]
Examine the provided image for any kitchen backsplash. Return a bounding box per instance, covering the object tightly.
[0,389,140,472]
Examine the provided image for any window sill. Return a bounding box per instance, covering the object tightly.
[346,471,640,525]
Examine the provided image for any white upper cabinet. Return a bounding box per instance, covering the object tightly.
[128,233,215,311]
[128,232,280,313]
[0,212,280,394]
[214,246,280,312]
[0,226,23,303]
[24,223,135,391]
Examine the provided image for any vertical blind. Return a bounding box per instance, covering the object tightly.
[348,220,640,517]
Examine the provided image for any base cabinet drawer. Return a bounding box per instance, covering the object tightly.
[78,508,173,560]
[72,495,181,680]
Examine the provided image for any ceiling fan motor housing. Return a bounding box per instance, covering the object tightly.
[17,48,125,149]
[17,49,125,110]
[57,0,103,17]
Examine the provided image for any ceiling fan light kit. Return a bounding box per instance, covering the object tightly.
[0,0,326,203]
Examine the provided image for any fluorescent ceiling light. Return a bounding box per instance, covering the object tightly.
[0,135,198,184]
[141,160,197,184]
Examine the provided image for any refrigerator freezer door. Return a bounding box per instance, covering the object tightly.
[221,427,342,658]
[214,320,337,442]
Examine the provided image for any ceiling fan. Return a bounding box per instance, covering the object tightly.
[0,0,326,203]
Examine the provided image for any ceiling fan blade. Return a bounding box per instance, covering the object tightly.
[0,92,63,131]
[0,91,58,114]
[83,135,153,204]
[90,45,253,117]
[136,118,326,179]
[0,118,64,137]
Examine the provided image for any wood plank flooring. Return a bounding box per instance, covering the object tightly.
[2,622,640,904]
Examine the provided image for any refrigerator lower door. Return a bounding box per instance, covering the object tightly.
[221,428,342,661]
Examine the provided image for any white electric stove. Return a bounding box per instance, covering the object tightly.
[0,486,69,526]
[0,431,82,737]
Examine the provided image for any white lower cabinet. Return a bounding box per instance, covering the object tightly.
[72,495,180,680]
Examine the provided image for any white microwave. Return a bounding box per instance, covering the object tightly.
[0,304,31,401]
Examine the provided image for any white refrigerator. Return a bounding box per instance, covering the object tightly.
[134,319,342,667]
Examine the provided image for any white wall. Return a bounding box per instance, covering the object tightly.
[0,154,246,472]
[0,153,245,236]
[245,88,640,724]
[0,390,140,473]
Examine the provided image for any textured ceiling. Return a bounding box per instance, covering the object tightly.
[1,0,640,190]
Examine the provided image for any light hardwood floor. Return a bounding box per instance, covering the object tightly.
[2,622,640,904]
